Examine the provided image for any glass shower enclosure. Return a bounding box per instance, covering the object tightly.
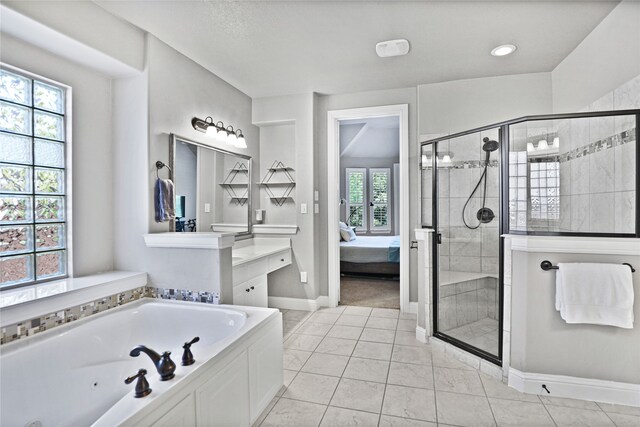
[421,109,639,365]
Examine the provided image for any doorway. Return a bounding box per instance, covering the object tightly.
[327,105,409,311]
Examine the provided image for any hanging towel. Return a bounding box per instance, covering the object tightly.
[154,178,175,222]
[555,263,634,328]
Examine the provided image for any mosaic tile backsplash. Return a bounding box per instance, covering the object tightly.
[0,286,220,345]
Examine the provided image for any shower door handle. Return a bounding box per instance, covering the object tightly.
[436,233,442,244]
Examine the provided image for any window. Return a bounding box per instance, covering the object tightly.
[369,168,390,231]
[0,67,68,288]
[346,168,366,230]
[529,161,559,221]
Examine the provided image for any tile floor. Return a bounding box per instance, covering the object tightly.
[444,318,499,354]
[255,305,640,427]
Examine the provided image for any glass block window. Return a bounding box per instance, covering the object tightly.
[370,168,390,231]
[508,151,529,231]
[529,161,560,220]
[0,67,67,288]
[346,168,366,230]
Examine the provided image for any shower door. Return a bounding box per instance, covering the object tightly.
[430,127,503,363]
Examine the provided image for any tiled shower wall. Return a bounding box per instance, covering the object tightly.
[422,129,501,274]
[558,75,638,234]
[438,277,498,331]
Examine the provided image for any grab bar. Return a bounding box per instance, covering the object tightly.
[540,260,635,273]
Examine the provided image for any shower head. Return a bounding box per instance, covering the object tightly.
[482,137,499,152]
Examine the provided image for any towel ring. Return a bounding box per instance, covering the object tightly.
[155,161,173,179]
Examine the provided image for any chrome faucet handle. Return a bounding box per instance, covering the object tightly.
[124,368,152,398]
[182,337,200,366]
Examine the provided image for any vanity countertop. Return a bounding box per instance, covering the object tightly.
[232,238,291,267]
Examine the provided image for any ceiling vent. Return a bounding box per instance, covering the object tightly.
[376,39,410,58]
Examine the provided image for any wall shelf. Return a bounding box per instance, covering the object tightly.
[259,160,295,206]
[221,161,249,206]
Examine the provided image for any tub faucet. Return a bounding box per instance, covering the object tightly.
[129,345,176,381]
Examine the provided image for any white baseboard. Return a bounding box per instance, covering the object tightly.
[268,296,324,311]
[509,368,640,407]
[415,326,428,343]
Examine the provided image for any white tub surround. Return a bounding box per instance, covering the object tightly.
[232,238,292,307]
[506,234,640,407]
[0,271,147,328]
[143,232,234,302]
[1,299,283,427]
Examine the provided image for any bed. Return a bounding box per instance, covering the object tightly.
[340,235,400,276]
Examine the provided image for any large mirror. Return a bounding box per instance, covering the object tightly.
[170,134,252,237]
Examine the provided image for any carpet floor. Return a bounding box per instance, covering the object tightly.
[339,275,400,309]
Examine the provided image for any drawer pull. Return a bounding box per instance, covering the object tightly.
[280,258,285,262]
[250,286,255,290]
[246,288,250,292]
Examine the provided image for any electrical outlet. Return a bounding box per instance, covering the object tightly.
[314,203,319,214]
[300,272,308,283]
[204,203,211,213]
[300,203,307,214]
[314,190,319,201]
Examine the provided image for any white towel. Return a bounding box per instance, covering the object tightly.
[555,263,634,328]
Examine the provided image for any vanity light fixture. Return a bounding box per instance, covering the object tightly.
[537,139,549,150]
[491,44,517,57]
[191,116,247,149]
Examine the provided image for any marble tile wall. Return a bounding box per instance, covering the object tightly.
[438,277,498,332]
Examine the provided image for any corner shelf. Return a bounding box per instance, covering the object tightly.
[220,162,249,206]
[259,160,295,206]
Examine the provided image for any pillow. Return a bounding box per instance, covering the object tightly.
[340,227,356,242]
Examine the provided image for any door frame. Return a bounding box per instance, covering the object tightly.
[327,104,410,311]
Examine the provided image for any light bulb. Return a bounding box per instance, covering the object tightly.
[206,124,217,136]
[552,137,559,147]
[527,142,534,152]
[216,128,228,142]
[236,135,247,149]
[227,132,237,146]
[442,154,452,163]
[537,139,548,150]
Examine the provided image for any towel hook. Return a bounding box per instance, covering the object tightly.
[155,161,172,179]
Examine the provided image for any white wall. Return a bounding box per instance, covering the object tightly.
[0,33,114,277]
[552,1,640,113]
[146,35,260,234]
[418,73,552,137]
[3,1,145,73]
[253,94,318,300]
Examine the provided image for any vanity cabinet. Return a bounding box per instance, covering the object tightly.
[232,244,291,308]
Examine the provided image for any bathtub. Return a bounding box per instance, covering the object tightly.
[0,299,283,427]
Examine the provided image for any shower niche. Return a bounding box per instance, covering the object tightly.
[421,109,639,365]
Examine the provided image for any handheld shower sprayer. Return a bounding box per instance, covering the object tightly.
[462,137,499,229]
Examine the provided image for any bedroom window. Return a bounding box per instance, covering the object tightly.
[369,168,390,232]
[346,168,366,231]
[0,66,69,289]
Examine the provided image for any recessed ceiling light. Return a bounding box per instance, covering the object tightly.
[491,44,517,57]
[376,39,410,58]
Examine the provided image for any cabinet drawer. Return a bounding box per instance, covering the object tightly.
[267,249,291,273]
[233,258,268,286]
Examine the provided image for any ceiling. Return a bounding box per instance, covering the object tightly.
[96,1,618,98]
[340,116,400,158]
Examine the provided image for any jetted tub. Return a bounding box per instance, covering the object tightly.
[1,299,283,427]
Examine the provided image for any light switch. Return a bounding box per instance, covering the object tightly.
[300,203,307,214]
[204,203,211,213]
[314,190,319,201]
[300,272,308,283]
[314,203,319,214]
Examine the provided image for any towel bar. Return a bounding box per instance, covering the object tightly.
[540,260,635,273]
[155,161,173,178]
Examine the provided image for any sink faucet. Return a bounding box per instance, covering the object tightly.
[129,345,176,381]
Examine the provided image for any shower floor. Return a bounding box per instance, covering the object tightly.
[444,317,499,354]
